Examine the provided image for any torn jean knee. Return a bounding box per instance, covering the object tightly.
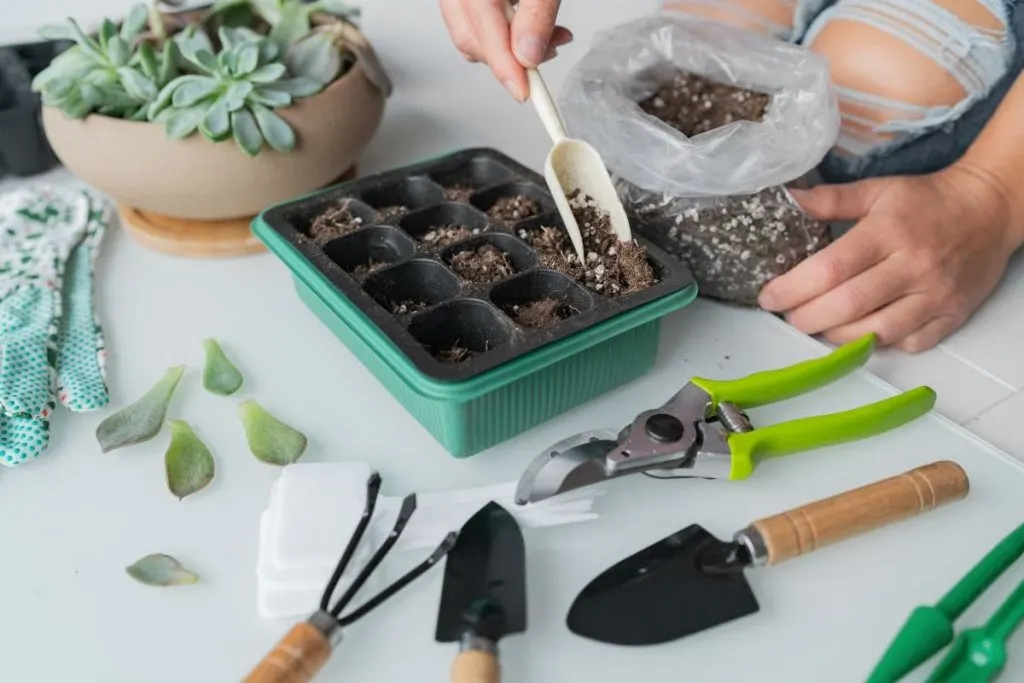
[795,0,1015,176]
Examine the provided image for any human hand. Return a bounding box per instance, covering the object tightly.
[757,165,1024,352]
[439,0,573,101]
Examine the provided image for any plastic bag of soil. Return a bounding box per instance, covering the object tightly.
[559,15,841,306]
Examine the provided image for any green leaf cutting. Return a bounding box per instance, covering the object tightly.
[126,554,199,586]
[165,420,215,500]
[95,365,185,453]
[201,338,244,395]
[238,399,308,465]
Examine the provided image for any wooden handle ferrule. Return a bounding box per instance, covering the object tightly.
[451,649,500,683]
[739,460,968,566]
[243,619,335,683]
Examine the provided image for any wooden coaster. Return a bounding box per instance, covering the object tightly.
[118,165,358,258]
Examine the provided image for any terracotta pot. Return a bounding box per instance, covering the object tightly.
[41,48,385,221]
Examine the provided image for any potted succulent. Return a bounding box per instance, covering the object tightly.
[31,0,390,254]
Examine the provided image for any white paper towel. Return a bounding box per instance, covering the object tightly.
[256,461,604,619]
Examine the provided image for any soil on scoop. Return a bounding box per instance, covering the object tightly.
[307,199,367,245]
[419,224,479,248]
[448,244,517,283]
[509,297,574,328]
[487,195,541,224]
[376,205,409,224]
[638,70,770,137]
[518,190,656,296]
[350,259,389,279]
[442,185,475,203]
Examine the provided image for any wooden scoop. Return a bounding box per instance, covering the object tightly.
[503,1,632,264]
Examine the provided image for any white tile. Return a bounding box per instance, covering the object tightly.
[965,390,1024,462]
[939,251,1024,389]
[864,345,1014,425]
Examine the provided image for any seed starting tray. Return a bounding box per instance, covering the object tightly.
[256,148,696,382]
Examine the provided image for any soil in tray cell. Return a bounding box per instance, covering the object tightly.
[518,191,657,296]
[509,298,575,328]
[486,194,542,223]
[307,199,369,245]
[420,224,480,248]
[448,244,517,283]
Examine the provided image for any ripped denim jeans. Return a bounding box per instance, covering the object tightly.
[799,0,1022,182]
[665,0,1023,182]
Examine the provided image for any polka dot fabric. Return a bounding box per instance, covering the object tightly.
[0,186,110,466]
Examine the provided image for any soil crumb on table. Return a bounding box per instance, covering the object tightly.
[519,190,656,296]
[308,199,366,245]
[638,70,770,136]
[351,259,389,279]
[449,244,516,283]
[376,205,409,224]
[487,195,541,224]
[443,185,475,203]
[510,298,573,328]
[420,224,479,247]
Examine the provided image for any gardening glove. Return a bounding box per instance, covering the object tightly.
[0,185,110,466]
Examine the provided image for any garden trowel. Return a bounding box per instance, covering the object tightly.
[502,1,632,264]
[566,461,969,646]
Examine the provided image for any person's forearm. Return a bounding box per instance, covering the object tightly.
[957,70,1024,243]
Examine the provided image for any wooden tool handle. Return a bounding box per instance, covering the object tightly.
[243,622,332,683]
[749,460,968,566]
[451,650,500,683]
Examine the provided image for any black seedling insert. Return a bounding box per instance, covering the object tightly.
[260,148,696,382]
[0,39,71,178]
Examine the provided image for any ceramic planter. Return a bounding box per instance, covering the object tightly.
[40,26,386,221]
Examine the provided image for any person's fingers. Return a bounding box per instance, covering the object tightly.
[440,0,482,61]
[896,315,960,353]
[467,0,530,101]
[510,0,562,67]
[783,255,909,335]
[758,217,888,312]
[788,178,889,222]
[820,292,935,348]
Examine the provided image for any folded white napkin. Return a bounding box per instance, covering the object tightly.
[257,461,604,619]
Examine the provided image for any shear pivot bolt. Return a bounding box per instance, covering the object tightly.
[645,414,684,443]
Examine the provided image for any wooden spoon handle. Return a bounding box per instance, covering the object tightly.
[243,621,333,683]
[451,650,500,683]
[741,460,969,566]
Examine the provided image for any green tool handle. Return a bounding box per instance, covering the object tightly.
[937,519,1024,619]
[691,333,876,411]
[726,386,936,480]
[984,577,1024,642]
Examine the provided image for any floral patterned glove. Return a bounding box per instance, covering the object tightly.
[0,186,110,466]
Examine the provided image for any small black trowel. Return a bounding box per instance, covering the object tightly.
[566,461,969,646]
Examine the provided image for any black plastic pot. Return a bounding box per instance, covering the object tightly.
[0,39,71,178]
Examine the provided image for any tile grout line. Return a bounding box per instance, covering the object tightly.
[938,343,1020,392]
[963,387,1022,426]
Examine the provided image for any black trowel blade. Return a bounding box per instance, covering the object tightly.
[566,524,760,646]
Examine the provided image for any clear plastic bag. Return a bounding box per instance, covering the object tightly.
[557,15,840,305]
[617,176,831,305]
[558,14,840,197]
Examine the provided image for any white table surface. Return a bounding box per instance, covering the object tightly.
[3,1,1024,681]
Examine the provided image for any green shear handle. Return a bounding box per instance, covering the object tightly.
[692,333,877,411]
[688,334,936,480]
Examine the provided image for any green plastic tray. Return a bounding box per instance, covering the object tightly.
[250,148,699,457]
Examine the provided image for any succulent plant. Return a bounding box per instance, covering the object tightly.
[148,26,324,154]
[31,5,180,120]
[31,0,365,155]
